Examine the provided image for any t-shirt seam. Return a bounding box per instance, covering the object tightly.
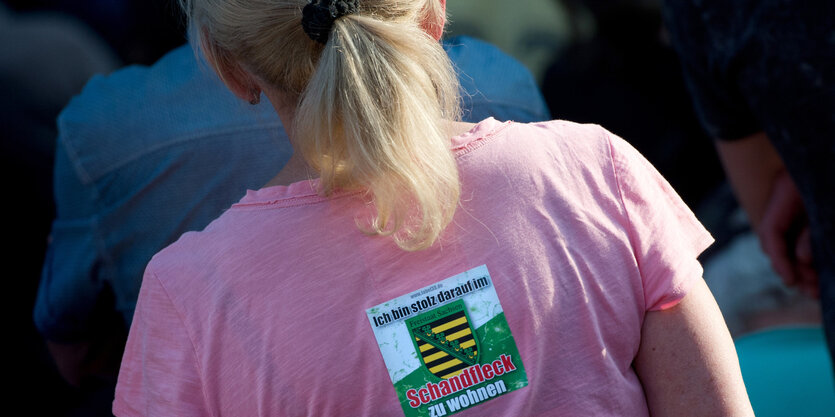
[149,270,217,417]
[605,131,649,312]
[646,255,704,311]
[452,120,515,157]
[234,120,515,210]
[231,188,365,210]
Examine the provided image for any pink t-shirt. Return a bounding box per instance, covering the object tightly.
[113,118,713,416]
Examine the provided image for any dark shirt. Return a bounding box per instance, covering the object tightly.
[664,0,835,360]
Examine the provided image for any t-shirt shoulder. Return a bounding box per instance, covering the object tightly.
[605,130,714,310]
[470,118,713,311]
[450,117,512,152]
[235,117,517,207]
[453,118,615,160]
[142,209,243,291]
[464,118,617,172]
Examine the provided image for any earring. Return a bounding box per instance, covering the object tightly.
[249,90,261,105]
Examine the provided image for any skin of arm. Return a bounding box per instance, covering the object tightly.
[47,336,125,388]
[634,278,754,417]
[714,132,818,296]
[47,340,90,387]
[714,132,783,227]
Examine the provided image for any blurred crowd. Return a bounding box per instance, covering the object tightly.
[3,0,832,415]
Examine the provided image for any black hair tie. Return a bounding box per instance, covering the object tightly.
[301,0,360,44]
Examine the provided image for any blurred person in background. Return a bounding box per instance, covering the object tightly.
[664,0,835,368]
[543,0,725,211]
[0,3,119,415]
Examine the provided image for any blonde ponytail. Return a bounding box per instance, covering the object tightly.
[182,0,461,250]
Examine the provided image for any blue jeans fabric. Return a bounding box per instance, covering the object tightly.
[664,0,835,365]
[35,36,550,342]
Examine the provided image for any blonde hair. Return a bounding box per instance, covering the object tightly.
[181,0,461,251]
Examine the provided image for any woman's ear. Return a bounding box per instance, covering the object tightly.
[217,59,261,103]
[421,0,447,41]
[201,28,260,103]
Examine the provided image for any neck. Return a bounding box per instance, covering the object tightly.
[262,88,314,187]
[263,152,312,188]
[261,89,477,188]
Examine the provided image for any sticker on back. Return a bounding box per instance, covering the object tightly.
[366,265,528,417]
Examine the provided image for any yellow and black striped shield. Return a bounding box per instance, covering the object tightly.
[406,299,480,380]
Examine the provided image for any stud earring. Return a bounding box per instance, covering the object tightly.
[249,90,261,105]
